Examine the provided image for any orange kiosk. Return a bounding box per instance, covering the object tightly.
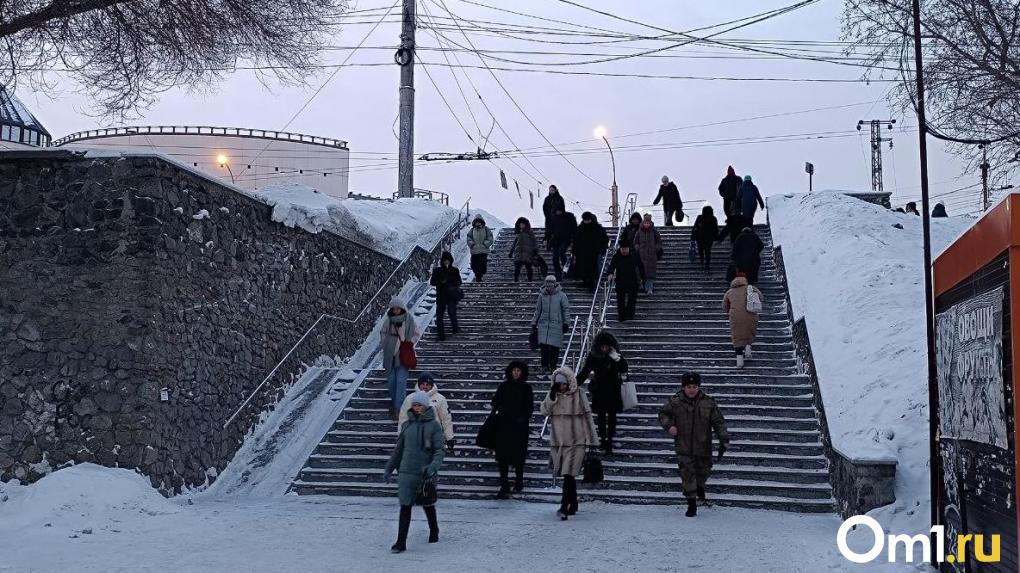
[934,195,1020,572]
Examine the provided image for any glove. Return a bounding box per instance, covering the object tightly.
[425,467,438,479]
[717,443,728,461]
[383,472,393,484]
[446,440,455,451]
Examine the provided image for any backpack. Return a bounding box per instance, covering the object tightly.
[745,285,763,314]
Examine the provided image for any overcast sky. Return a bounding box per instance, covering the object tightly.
[21,0,979,225]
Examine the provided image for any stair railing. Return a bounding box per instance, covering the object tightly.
[575,192,638,369]
[539,315,580,441]
[223,198,472,429]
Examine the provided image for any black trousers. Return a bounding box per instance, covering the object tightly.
[663,206,679,226]
[735,258,761,284]
[499,461,525,488]
[698,243,712,269]
[470,253,489,281]
[560,475,578,512]
[616,288,637,321]
[596,411,617,440]
[395,504,439,546]
[436,299,458,339]
[514,261,534,281]
[540,344,561,369]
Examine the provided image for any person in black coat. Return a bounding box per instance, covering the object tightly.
[654,176,684,226]
[572,212,610,292]
[932,203,948,218]
[621,212,642,246]
[549,210,577,281]
[429,251,462,341]
[542,185,567,247]
[492,360,535,498]
[731,227,765,285]
[692,205,720,272]
[576,330,628,454]
[718,166,743,216]
[718,212,750,244]
[607,240,646,322]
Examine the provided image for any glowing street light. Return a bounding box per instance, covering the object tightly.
[216,154,235,184]
[593,126,618,226]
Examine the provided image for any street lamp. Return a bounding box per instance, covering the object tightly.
[217,154,236,184]
[594,126,619,226]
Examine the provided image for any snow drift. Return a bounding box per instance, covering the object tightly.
[0,464,178,533]
[261,184,468,259]
[768,191,973,529]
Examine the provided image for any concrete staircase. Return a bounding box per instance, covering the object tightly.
[292,225,835,513]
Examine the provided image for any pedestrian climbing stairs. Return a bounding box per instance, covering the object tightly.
[292,225,835,513]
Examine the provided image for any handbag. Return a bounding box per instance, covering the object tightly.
[417,472,438,506]
[620,375,639,411]
[476,412,499,449]
[398,339,417,369]
[582,447,604,484]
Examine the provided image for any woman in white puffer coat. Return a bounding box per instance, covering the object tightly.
[398,371,455,451]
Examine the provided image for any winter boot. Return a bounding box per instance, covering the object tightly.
[605,438,614,456]
[496,480,511,500]
[424,505,439,543]
[736,355,745,368]
[744,346,753,360]
[685,499,697,517]
[392,505,412,552]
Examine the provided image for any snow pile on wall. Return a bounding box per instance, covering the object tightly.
[0,464,178,534]
[768,192,973,527]
[261,184,476,259]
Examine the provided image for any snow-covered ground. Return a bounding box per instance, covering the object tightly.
[768,192,974,533]
[0,465,912,572]
[261,183,471,258]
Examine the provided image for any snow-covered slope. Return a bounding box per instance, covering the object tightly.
[768,192,973,529]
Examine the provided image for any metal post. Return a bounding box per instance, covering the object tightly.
[980,144,990,211]
[910,0,941,547]
[602,135,619,226]
[809,172,813,192]
[396,0,416,198]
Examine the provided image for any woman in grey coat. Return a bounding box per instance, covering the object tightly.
[531,275,571,372]
[384,390,446,553]
[380,297,418,421]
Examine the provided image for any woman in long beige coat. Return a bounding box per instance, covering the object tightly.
[540,366,598,520]
[722,272,763,368]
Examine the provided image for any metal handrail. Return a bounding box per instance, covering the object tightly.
[52,125,349,149]
[539,315,580,441]
[223,198,472,429]
[575,192,639,368]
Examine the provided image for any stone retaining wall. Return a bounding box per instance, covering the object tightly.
[0,151,458,492]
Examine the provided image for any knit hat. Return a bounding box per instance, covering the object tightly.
[743,175,753,182]
[681,372,702,387]
[544,275,558,285]
[417,371,436,388]
[389,296,407,311]
[409,390,432,407]
[727,166,735,176]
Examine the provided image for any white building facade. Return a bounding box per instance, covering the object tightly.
[53,126,350,199]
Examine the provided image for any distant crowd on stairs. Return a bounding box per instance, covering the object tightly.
[377,167,782,552]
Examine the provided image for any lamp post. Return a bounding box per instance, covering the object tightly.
[594,126,619,226]
[217,154,236,184]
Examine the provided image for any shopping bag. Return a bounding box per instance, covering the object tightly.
[620,377,639,411]
[582,447,604,483]
[398,340,417,369]
[476,413,499,449]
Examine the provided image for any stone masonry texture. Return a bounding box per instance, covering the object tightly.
[0,152,447,493]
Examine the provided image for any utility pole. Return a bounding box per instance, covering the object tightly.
[395,0,416,198]
[857,119,896,193]
[980,143,990,211]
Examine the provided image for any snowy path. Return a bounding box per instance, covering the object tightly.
[2,493,914,572]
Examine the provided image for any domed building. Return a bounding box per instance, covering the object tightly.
[0,85,51,149]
